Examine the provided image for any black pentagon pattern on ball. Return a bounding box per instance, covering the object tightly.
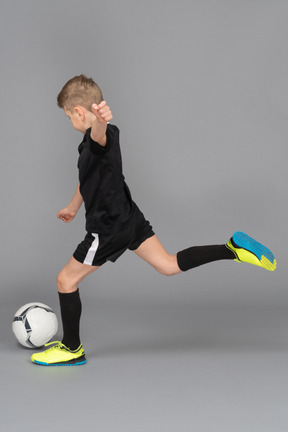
[13,305,54,348]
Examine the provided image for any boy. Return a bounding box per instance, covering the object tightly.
[31,75,276,366]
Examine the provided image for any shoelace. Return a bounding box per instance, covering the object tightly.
[44,341,66,349]
[44,341,83,353]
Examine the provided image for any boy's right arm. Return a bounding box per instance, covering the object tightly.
[57,183,83,223]
[90,101,113,146]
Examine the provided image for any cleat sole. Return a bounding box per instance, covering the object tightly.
[32,354,87,366]
[32,359,87,366]
[232,231,276,271]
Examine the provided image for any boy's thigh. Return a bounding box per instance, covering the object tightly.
[133,235,181,275]
[58,257,100,289]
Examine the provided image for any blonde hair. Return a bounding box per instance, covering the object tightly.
[57,74,103,111]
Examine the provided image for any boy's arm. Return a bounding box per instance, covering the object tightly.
[57,183,83,223]
[90,101,113,147]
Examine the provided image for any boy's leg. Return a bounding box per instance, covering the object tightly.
[133,235,180,275]
[133,235,233,275]
[134,233,276,274]
[134,236,179,275]
[57,256,100,294]
[57,257,100,350]
[31,257,100,366]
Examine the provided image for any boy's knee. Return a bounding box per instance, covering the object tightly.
[158,269,177,277]
[57,270,77,293]
[158,268,179,277]
[156,255,181,277]
[56,271,66,292]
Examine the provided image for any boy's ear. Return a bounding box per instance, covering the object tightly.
[74,106,85,119]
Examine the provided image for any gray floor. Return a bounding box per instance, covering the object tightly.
[1,271,288,432]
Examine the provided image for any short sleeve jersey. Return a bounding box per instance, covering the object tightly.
[78,124,136,233]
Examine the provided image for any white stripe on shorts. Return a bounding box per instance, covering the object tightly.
[83,233,99,265]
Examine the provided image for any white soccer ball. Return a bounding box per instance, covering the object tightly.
[12,302,58,348]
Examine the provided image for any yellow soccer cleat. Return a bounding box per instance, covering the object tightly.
[31,341,86,366]
[226,231,277,271]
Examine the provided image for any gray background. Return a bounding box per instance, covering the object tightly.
[0,0,287,431]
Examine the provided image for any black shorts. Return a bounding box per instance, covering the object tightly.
[73,208,154,266]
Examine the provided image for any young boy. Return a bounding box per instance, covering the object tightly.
[31,75,276,366]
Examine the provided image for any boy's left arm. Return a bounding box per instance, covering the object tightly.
[90,101,113,146]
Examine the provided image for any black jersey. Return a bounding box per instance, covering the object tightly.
[78,124,136,233]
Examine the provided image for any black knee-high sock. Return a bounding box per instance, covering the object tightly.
[177,244,235,271]
[58,289,82,350]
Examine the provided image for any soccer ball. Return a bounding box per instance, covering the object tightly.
[12,302,58,348]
